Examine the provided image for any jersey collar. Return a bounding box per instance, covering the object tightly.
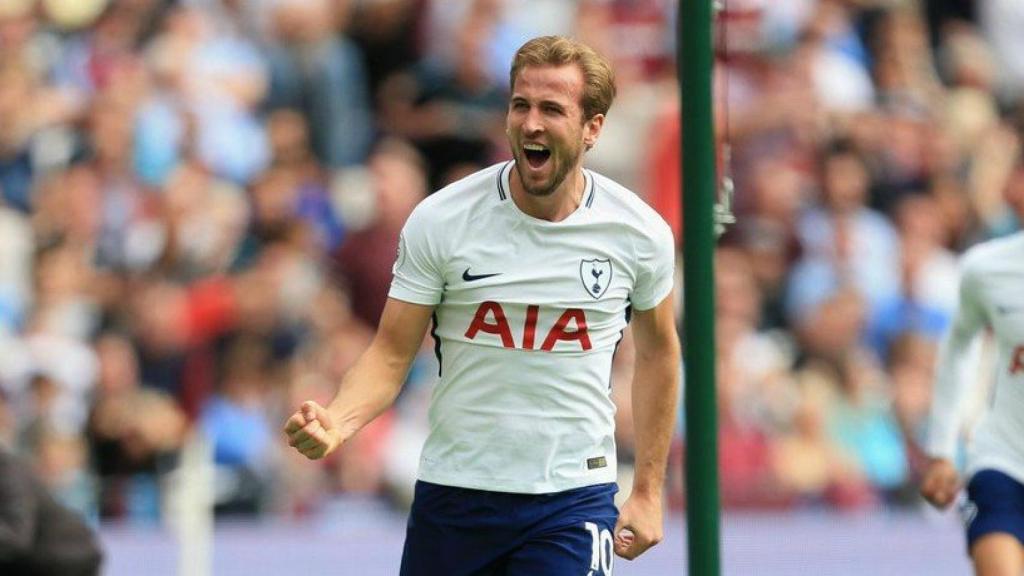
[497,161,596,210]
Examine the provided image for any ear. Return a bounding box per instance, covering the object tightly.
[583,113,605,150]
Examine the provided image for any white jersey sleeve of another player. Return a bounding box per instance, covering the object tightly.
[926,245,989,460]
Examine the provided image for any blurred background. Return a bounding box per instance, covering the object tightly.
[0,0,1021,574]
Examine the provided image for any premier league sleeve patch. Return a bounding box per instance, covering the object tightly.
[392,232,407,273]
[580,258,612,299]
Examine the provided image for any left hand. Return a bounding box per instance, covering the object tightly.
[613,491,664,560]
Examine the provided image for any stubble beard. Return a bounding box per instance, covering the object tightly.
[513,144,582,198]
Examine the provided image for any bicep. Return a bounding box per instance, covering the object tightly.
[372,297,435,363]
[631,292,679,358]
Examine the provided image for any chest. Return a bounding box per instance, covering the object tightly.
[982,271,1024,342]
[440,219,636,311]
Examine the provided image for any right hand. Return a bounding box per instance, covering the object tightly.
[613,491,664,560]
[920,457,960,509]
[284,401,344,460]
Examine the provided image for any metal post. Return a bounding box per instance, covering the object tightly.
[679,0,721,574]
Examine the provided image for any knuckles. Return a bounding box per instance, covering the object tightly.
[285,410,339,461]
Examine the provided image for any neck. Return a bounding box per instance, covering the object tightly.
[509,165,585,222]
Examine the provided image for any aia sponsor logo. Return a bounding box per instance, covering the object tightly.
[464,301,591,351]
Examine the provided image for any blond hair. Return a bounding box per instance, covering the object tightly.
[509,36,616,121]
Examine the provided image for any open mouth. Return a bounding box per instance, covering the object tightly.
[523,143,551,169]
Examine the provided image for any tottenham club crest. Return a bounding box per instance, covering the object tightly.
[580,258,612,299]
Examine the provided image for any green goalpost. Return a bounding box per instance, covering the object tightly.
[679,0,722,575]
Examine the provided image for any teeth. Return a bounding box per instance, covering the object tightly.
[524,143,548,152]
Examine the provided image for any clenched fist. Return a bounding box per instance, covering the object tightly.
[613,492,664,560]
[284,401,344,460]
[920,457,960,509]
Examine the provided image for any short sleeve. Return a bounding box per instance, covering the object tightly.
[631,218,676,311]
[388,204,445,305]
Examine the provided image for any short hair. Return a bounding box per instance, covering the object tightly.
[509,36,617,121]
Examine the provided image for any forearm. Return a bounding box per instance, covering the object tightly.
[926,327,976,460]
[629,341,681,496]
[327,342,414,440]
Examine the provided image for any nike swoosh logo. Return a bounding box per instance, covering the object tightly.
[462,268,502,282]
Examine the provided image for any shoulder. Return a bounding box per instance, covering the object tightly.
[961,232,1024,276]
[422,162,507,207]
[587,168,673,244]
[408,162,508,222]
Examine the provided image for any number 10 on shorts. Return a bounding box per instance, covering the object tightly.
[584,521,614,575]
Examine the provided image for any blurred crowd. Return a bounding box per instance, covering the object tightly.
[0,0,1022,524]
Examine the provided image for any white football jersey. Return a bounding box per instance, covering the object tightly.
[389,161,675,494]
[927,232,1024,484]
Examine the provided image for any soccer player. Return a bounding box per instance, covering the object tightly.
[920,169,1024,576]
[284,35,679,575]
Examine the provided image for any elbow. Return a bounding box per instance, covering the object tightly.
[638,337,681,364]
[637,354,680,376]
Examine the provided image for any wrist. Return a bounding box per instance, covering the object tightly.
[629,481,664,500]
[926,455,954,466]
[333,422,358,444]
[326,404,357,436]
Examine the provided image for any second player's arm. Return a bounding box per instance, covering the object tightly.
[285,297,434,459]
[614,293,681,559]
[921,260,986,508]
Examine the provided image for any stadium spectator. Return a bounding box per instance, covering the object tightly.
[263,0,374,169]
[137,5,271,185]
[333,138,428,327]
[377,8,507,190]
[787,140,902,331]
[771,369,874,509]
[87,331,186,519]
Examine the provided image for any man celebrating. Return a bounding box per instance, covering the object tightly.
[285,36,679,575]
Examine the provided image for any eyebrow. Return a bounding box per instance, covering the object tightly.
[510,96,568,110]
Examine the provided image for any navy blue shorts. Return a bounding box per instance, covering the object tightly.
[963,469,1024,551]
[400,481,619,576]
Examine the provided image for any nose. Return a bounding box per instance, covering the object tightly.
[522,108,544,136]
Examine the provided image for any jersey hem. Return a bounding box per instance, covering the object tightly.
[968,458,1024,488]
[416,469,619,495]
